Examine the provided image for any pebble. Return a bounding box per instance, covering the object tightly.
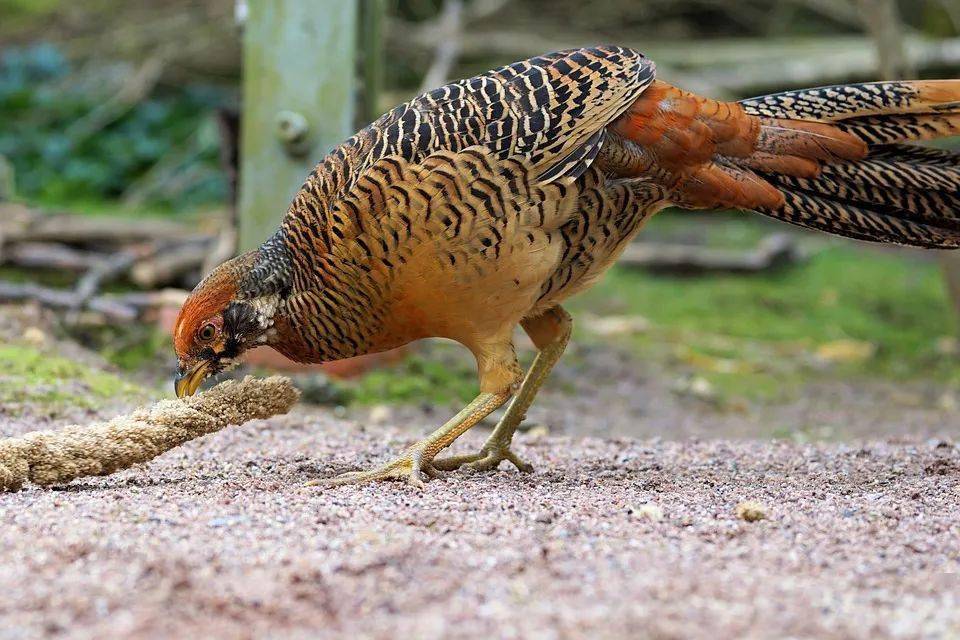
[735,500,768,522]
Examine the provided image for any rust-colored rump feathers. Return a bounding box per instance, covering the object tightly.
[605,80,868,211]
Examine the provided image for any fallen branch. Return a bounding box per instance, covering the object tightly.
[390,29,960,96]
[85,295,142,322]
[0,281,133,321]
[0,281,79,309]
[1,242,110,272]
[0,206,195,246]
[203,227,238,274]
[418,0,465,93]
[130,241,208,289]
[0,203,217,319]
[73,249,144,309]
[620,234,800,274]
[0,282,175,322]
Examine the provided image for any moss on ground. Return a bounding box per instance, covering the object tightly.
[343,351,478,406]
[568,215,960,403]
[0,343,143,415]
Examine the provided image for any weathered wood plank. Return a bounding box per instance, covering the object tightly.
[238,1,359,251]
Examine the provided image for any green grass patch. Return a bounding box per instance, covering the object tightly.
[0,265,76,287]
[24,195,214,221]
[0,343,142,414]
[0,0,60,23]
[77,325,172,372]
[341,349,477,407]
[569,223,960,403]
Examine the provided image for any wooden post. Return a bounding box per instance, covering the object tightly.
[238,0,359,251]
[360,0,387,123]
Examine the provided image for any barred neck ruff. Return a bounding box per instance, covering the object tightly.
[240,230,293,299]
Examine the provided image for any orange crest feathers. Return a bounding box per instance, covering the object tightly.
[173,271,239,359]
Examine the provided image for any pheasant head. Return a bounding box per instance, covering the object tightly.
[173,234,291,397]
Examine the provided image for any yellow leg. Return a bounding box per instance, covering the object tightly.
[311,390,511,488]
[434,306,572,473]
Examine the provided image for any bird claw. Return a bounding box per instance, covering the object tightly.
[433,444,533,473]
[307,444,532,486]
[307,443,445,488]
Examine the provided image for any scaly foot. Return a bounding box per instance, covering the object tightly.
[433,443,533,473]
[308,442,445,488]
[309,391,512,488]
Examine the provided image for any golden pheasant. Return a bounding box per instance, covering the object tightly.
[173,46,960,486]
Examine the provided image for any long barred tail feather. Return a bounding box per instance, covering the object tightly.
[740,81,960,248]
[738,80,960,121]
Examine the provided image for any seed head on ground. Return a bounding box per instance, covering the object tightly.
[0,376,299,491]
[735,500,768,522]
[631,503,664,521]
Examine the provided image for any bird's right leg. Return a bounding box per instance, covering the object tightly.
[434,306,572,474]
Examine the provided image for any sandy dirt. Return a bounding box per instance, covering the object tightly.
[2,306,959,638]
[2,407,959,640]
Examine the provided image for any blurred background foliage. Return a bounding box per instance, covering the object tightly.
[1,0,957,211]
[0,43,228,208]
[1,0,959,419]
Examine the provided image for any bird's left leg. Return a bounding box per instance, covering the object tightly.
[434,306,572,473]
[313,340,520,488]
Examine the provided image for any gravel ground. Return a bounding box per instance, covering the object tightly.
[2,408,959,640]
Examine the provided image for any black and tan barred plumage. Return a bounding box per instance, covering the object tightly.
[271,46,665,364]
[245,45,960,367]
[174,44,960,420]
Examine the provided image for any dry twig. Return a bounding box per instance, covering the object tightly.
[620,235,800,274]
[418,0,465,93]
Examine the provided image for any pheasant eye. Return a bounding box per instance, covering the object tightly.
[197,323,217,342]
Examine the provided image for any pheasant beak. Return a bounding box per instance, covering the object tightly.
[174,360,210,398]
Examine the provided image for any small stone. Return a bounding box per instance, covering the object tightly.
[935,336,959,356]
[735,501,767,522]
[690,377,713,397]
[207,515,247,528]
[672,375,717,402]
[369,405,392,424]
[524,424,550,438]
[815,339,876,364]
[632,503,663,522]
[534,510,555,524]
[937,392,958,412]
[583,314,651,337]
